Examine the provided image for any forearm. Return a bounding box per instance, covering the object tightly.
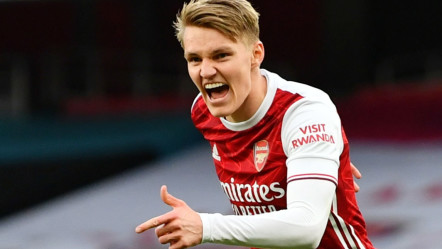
[200,207,325,248]
[199,180,335,249]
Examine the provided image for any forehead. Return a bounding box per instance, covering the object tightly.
[183,26,245,54]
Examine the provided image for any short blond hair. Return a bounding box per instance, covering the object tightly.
[174,0,260,48]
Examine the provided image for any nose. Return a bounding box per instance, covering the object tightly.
[200,60,216,78]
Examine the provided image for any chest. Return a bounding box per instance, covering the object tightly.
[207,117,288,212]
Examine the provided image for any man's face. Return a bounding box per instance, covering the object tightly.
[183,26,255,121]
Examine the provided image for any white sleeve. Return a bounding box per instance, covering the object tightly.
[199,100,342,248]
[282,99,343,185]
[200,179,335,248]
[282,98,343,167]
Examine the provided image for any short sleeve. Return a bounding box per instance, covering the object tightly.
[281,98,343,182]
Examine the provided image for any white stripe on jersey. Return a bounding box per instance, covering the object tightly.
[330,211,366,249]
[332,193,338,212]
[337,214,358,248]
[349,224,366,249]
[329,214,350,249]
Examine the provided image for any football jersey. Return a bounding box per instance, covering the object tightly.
[191,69,374,249]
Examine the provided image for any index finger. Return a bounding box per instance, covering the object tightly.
[350,162,362,179]
[135,213,171,234]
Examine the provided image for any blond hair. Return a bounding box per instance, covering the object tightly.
[174,0,260,47]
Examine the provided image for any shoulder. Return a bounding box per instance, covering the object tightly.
[190,93,224,134]
[263,71,343,156]
[190,93,208,122]
[279,80,340,134]
[191,93,204,113]
[279,82,334,109]
[262,69,334,107]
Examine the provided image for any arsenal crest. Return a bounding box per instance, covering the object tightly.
[254,140,269,172]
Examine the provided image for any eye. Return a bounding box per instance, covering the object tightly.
[214,53,229,60]
[187,56,201,63]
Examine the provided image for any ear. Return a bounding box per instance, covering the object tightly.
[251,41,265,68]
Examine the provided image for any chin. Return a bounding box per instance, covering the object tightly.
[207,106,232,118]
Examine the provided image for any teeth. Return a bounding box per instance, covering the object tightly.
[205,83,225,90]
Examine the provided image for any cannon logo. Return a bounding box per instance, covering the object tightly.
[254,140,269,172]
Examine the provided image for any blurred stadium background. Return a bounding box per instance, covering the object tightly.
[0,0,441,248]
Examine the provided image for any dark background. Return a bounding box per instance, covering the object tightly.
[0,0,441,218]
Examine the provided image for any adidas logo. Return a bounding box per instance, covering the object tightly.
[212,144,221,161]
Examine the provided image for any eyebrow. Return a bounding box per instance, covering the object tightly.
[184,46,234,58]
[184,52,197,59]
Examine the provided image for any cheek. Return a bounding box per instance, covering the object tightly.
[235,69,252,92]
[188,67,201,88]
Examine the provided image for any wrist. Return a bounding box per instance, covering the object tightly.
[198,213,212,243]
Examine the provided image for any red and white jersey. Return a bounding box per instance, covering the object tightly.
[191,69,374,249]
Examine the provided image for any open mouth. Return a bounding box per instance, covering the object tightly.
[205,83,229,100]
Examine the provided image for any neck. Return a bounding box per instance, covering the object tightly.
[225,69,267,122]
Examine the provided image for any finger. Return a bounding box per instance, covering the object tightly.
[161,185,185,208]
[135,213,172,233]
[350,162,362,179]
[169,239,189,249]
[135,217,161,234]
[354,181,360,193]
[155,220,177,237]
[157,230,179,245]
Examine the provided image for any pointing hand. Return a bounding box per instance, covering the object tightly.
[135,185,203,249]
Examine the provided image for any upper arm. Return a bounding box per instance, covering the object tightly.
[281,99,343,177]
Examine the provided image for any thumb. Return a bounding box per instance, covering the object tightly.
[160,185,185,208]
